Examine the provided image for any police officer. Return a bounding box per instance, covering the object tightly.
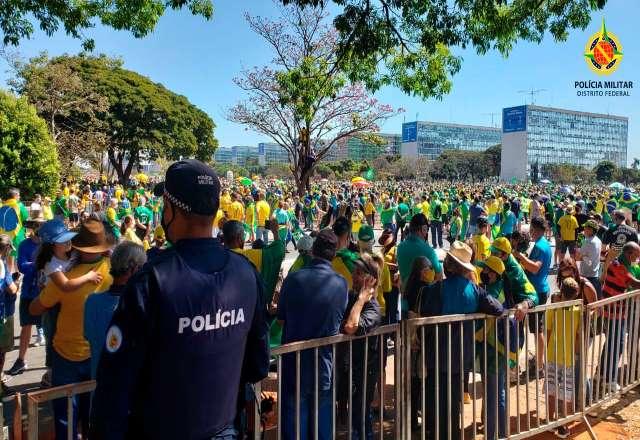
[90,159,269,440]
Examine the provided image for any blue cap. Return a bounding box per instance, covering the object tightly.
[38,220,77,244]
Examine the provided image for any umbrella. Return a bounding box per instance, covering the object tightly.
[352,180,370,188]
[539,179,551,184]
[238,177,252,187]
[609,182,624,190]
[560,186,573,195]
[135,173,149,184]
[351,176,366,183]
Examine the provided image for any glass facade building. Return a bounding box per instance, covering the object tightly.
[401,121,501,159]
[258,143,290,165]
[501,105,628,181]
[213,147,234,164]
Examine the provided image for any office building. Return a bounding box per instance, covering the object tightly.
[401,121,501,159]
[258,143,290,166]
[213,147,234,164]
[500,105,629,181]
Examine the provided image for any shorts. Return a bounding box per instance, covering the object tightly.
[559,240,576,254]
[546,362,575,402]
[528,291,549,333]
[19,298,41,327]
[0,316,15,353]
[69,212,79,222]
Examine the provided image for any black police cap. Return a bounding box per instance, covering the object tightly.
[154,159,220,216]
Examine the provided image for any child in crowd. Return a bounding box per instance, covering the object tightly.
[545,277,582,439]
[34,220,103,386]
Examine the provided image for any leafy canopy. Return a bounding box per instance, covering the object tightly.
[282,0,607,99]
[0,90,60,197]
[26,55,218,183]
[1,0,214,50]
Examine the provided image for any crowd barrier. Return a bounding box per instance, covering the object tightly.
[16,291,640,439]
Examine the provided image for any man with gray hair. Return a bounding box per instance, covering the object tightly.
[84,241,147,379]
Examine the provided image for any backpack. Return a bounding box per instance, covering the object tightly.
[433,203,442,219]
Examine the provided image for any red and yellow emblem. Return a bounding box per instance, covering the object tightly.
[584,19,623,76]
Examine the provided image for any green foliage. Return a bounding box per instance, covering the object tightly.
[429,145,501,181]
[10,52,109,173]
[0,90,60,197]
[541,163,594,184]
[1,0,213,50]
[593,160,617,182]
[212,163,250,179]
[283,0,606,99]
[25,54,219,183]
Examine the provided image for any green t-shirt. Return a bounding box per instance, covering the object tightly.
[380,207,395,225]
[396,203,409,224]
[429,200,443,222]
[134,206,153,225]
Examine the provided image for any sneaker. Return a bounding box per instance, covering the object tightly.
[463,392,471,404]
[554,426,570,438]
[35,332,46,347]
[5,358,26,376]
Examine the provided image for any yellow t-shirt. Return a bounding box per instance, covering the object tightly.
[124,228,143,246]
[114,188,123,201]
[421,202,430,218]
[220,194,232,214]
[472,233,491,261]
[43,205,53,220]
[332,256,353,290]
[558,215,579,241]
[213,209,224,229]
[63,186,70,198]
[351,211,364,233]
[364,201,375,216]
[39,259,113,361]
[546,306,581,366]
[228,201,245,222]
[256,201,271,226]
[377,261,391,315]
[106,207,117,224]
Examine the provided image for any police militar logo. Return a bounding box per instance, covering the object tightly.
[584,19,623,76]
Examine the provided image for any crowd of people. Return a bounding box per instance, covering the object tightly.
[1,164,640,439]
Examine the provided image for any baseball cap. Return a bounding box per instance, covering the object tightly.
[153,159,221,216]
[38,220,77,244]
[476,216,489,227]
[358,225,374,242]
[477,256,505,275]
[490,237,512,255]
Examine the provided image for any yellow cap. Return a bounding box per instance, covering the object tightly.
[491,237,512,255]
[479,256,506,275]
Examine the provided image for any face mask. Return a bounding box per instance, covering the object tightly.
[480,272,491,285]
[161,202,175,246]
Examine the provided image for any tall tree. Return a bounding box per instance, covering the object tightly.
[281,0,607,99]
[594,160,617,182]
[228,6,400,195]
[0,90,60,197]
[14,55,218,183]
[1,0,213,50]
[10,53,109,174]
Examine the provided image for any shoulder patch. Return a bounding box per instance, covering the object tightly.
[105,325,123,353]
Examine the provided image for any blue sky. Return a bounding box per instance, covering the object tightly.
[1,1,638,162]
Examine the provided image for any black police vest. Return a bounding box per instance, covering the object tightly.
[142,250,257,439]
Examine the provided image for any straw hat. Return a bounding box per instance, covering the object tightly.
[447,241,476,272]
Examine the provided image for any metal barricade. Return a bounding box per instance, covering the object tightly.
[26,380,96,440]
[585,290,640,413]
[403,299,595,440]
[254,323,402,440]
